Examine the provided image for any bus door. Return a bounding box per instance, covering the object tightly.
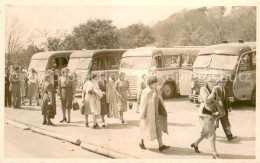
[179,53,194,95]
[233,51,255,100]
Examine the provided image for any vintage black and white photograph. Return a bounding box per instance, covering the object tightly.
[1,0,258,160]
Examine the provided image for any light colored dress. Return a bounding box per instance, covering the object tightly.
[86,81,103,116]
[115,79,129,112]
[27,73,39,99]
[106,78,119,118]
[19,72,27,97]
[82,81,93,115]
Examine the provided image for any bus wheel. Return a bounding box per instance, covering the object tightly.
[250,90,256,107]
[162,82,174,99]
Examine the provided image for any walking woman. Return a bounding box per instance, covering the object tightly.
[139,76,169,152]
[27,69,40,106]
[115,72,131,124]
[98,73,108,127]
[191,81,220,159]
[41,74,56,126]
[58,68,75,123]
[86,74,103,129]
[82,75,92,127]
[106,76,119,119]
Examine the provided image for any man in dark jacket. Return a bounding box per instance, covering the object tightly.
[5,67,12,107]
[216,77,237,141]
[9,66,21,109]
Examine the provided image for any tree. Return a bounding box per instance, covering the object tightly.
[5,17,30,65]
[119,23,155,48]
[72,19,119,49]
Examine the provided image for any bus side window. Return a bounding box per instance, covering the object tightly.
[62,57,69,68]
[50,58,59,69]
[106,55,119,69]
[181,54,193,68]
[239,53,250,71]
[252,52,256,70]
[153,56,162,68]
[93,57,105,70]
[164,55,179,68]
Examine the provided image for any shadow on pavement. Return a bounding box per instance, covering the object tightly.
[16,106,41,111]
[54,123,82,127]
[216,136,255,144]
[168,122,195,127]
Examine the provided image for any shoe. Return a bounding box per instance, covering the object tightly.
[212,153,221,159]
[139,143,146,150]
[191,143,200,153]
[43,121,47,125]
[159,145,170,152]
[121,120,125,124]
[136,110,139,113]
[47,122,55,126]
[92,124,98,129]
[59,118,67,123]
[227,136,237,141]
[85,123,89,127]
[102,123,106,127]
[67,119,71,123]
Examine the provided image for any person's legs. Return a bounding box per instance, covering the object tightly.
[47,116,55,126]
[16,91,21,108]
[11,91,16,108]
[43,115,47,125]
[67,109,71,123]
[220,114,233,139]
[5,90,8,107]
[7,90,12,107]
[85,113,89,127]
[36,98,40,106]
[157,136,163,147]
[119,111,124,123]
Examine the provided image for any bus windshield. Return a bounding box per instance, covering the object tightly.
[68,58,92,71]
[210,54,238,70]
[28,60,49,71]
[193,54,212,68]
[120,57,152,69]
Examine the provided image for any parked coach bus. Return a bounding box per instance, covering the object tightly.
[119,46,204,99]
[189,41,256,106]
[67,49,127,95]
[28,51,73,83]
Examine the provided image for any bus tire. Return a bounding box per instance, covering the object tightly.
[162,82,175,99]
[250,90,256,107]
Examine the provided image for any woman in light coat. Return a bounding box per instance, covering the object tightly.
[139,76,169,152]
[82,76,92,127]
[106,76,119,119]
[191,81,220,159]
[27,69,40,106]
[85,74,103,129]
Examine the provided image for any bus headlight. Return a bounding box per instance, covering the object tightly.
[191,81,195,88]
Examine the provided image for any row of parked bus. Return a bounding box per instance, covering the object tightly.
[28,41,256,106]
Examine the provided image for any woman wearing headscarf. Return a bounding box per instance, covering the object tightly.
[106,76,119,119]
[191,80,220,159]
[98,73,108,127]
[139,76,169,152]
[41,74,56,126]
[27,69,40,106]
[115,72,131,124]
[85,73,103,129]
[58,68,75,123]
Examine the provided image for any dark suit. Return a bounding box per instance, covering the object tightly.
[9,71,21,108]
[216,86,233,138]
[5,73,12,107]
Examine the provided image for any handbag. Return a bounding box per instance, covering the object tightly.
[73,100,79,111]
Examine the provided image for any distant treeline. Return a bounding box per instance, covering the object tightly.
[5,6,256,67]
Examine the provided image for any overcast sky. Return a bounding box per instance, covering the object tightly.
[6,5,200,45]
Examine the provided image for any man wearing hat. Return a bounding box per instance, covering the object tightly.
[215,76,236,141]
[9,66,21,109]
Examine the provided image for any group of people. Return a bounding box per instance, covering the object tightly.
[5,65,237,157]
[5,66,43,108]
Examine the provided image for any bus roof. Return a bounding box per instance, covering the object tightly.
[70,49,127,59]
[199,42,253,56]
[159,47,204,56]
[31,51,74,60]
[122,47,163,57]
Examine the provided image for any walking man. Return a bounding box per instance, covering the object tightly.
[9,66,21,109]
[215,77,237,141]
